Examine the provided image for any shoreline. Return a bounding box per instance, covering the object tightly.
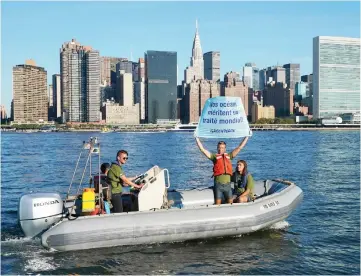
[1,127,359,133]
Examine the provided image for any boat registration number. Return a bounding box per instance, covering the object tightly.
[261,200,280,210]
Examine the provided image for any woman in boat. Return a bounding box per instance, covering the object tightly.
[232,160,255,203]
[94,163,111,200]
[94,163,110,189]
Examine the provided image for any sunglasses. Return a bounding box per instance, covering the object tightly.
[122,157,128,160]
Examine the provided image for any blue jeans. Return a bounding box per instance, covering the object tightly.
[214,182,233,201]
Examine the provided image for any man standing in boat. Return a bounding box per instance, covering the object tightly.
[195,137,249,205]
[107,150,144,212]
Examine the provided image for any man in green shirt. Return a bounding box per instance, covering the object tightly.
[195,137,249,205]
[107,150,143,212]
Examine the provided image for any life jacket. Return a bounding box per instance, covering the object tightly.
[90,206,106,216]
[233,171,249,193]
[213,153,233,177]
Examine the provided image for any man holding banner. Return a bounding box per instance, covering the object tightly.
[195,137,249,205]
[194,96,252,205]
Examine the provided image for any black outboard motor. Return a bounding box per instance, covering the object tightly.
[18,193,64,237]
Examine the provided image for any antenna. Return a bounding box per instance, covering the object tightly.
[196,18,198,33]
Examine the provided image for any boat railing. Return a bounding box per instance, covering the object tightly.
[164,169,170,188]
[66,137,102,216]
[66,137,100,197]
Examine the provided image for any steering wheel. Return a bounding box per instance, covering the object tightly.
[134,174,145,185]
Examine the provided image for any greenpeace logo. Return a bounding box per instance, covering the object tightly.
[34,200,60,207]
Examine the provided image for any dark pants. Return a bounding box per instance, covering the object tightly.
[121,194,139,212]
[111,193,123,213]
[214,182,233,201]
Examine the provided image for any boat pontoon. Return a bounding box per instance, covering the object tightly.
[18,137,303,252]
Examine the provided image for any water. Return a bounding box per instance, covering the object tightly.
[1,131,360,275]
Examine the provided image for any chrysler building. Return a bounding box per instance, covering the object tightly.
[184,20,204,83]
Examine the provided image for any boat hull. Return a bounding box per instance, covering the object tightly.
[41,184,303,251]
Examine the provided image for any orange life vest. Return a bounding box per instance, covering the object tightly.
[213,153,233,177]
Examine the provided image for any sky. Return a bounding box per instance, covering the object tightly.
[1,1,360,113]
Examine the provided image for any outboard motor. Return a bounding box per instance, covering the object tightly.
[18,193,64,238]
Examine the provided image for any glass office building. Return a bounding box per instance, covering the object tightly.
[259,69,266,90]
[145,51,177,123]
[252,67,260,91]
[283,63,300,92]
[203,51,220,82]
[295,81,307,99]
[313,36,360,119]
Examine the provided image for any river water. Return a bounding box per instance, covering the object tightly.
[1,131,360,275]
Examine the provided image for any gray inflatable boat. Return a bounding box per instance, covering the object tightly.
[18,138,303,252]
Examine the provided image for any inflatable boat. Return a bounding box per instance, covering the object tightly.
[18,138,303,252]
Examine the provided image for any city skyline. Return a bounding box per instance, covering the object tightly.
[1,1,360,113]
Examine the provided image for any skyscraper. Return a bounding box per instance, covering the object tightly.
[86,50,101,122]
[271,67,286,84]
[52,74,61,119]
[313,36,360,119]
[134,79,146,122]
[184,80,200,123]
[203,51,220,82]
[242,63,258,90]
[138,58,145,79]
[13,60,48,122]
[252,67,260,91]
[116,60,132,75]
[132,62,139,82]
[60,39,83,122]
[145,50,177,123]
[184,20,204,83]
[183,79,220,124]
[60,38,100,122]
[0,105,7,123]
[10,100,14,121]
[301,74,313,83]
[116,70,133,106]
[100,56,128,85]
[134,58,146,122]
[243,63,252,88]
[295,82,307,98]
[48,85,54,108]
[222,72,250,116]
[48,84,54,120]
[259,69,267,90]
[283,63,300,91]
[301,73,313,97]
[263,82,294,117]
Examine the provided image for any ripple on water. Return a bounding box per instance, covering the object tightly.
[1,131,360,275]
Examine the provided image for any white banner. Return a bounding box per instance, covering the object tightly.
[194,96,252,138]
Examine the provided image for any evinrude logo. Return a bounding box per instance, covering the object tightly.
[34,200,60,207]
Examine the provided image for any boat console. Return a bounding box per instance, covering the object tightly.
[137,166,170,211]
